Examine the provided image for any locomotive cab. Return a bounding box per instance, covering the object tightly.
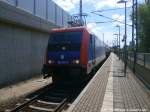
[42,27,106,84]
[42,29,87,84]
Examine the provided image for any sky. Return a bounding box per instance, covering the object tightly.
[52,0,144,47]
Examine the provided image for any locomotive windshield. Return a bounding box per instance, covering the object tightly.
[48,31,82,51]
[49,32,82,44]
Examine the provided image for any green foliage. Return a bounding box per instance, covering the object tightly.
[137,3,150,52]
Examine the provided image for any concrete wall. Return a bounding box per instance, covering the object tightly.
[0,1,70,87]
[0,22,49,87]
[1,0,71,27]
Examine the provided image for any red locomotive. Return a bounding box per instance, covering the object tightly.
[42,27,106,84]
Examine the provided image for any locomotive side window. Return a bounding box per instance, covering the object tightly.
[93,36,95,62]
[88,34,95,61]
[95,36,103,58]
[90,36,92,43]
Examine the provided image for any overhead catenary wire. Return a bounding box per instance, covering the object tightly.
[91,12,132,27]
[88,21,115,24]
[91,7,132,13]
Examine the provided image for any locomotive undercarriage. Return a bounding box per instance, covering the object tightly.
[42,65,89,85]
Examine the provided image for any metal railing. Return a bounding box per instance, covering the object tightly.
[1,0,71,27]
[128,52,150,69]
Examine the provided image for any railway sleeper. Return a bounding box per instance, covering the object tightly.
[29,105,54,112]
[37,100,60,105]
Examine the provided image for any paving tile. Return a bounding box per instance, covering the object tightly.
[67,53,150,112]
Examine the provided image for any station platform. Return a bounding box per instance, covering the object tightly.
[67,53,150,112]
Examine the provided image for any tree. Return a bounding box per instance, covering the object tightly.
[131,3,150,52]
[146,0,150,4]
[137,3,150,52]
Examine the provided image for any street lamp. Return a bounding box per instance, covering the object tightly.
[116,25,121,60]
[114,33,119,55]
[113,34,119,48]
[117,0,127,76]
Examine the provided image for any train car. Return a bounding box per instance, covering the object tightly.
[42,27,106,84]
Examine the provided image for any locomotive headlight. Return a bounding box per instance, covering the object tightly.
[48,60,52,64]
[75,60,79,64]
[48,60,54,64]
[73,59,79,64]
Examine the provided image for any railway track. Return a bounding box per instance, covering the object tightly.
[4,58,106,112]
[6,83,83,112]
